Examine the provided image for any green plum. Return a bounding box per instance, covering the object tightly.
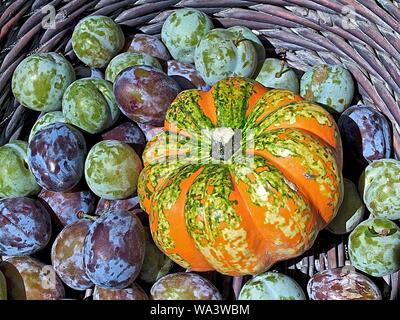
[85,140,143,200]
[29,111,65,142]
[327,178,365,235]
[138,227,174,283]
[194,28,258,85]
[300,64,354,113]
[239,272,306,300]
[161,8,213,64]
[72,15,124,68]
[256,58,300,93]
[151,273,221,300]
[0,141,40,198]
[12,53,75,112]
[361,159,400,220]
[227,26,265,74]
[105,52,162,83]
[349,218,400,277]
[63,78,120,134]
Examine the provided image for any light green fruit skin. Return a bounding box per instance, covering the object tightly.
[194,28,258,85]
[161,8,213,64]
[105,52,162,83]
[63,78,120,134]
[327,178,365,235]
[228,26,265,74]
[256,58,300,93]
[72,15,125,68]
[0,140,41,198]
[12,53,75,112]
[0,271,6,300]
[29,111,65,142]
[238,272,306,300]
[348,218,400,277]
[85,140,143,200]
[300,64,354,113]
[362,159,400,220]
[138,227,174,283]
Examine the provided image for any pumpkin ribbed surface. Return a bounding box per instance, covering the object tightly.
[138,77,343,276]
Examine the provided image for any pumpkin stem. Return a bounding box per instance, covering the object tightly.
[211,127,241,161]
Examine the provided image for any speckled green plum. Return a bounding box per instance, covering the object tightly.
[361,159,400,220]
[151,273,221,300]
[194,28,258,85]
[63,78,120,134]
[105,52,162,83]
[327,178,365,235]
[300,64,354,113]
[72,15,124,68]
[239,272,306,300]
[138,227,174,283]
[85,140,143,200]
[29,111,65,142]
[228,26,265,74]
[256,58,300,93]
[161,8,213,64]
[0,141,40,198]
[12,53,75,111]
[348,218,400,277]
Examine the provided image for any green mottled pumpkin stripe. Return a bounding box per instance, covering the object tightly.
[251,102,335,138]
[150,164,202,268]
[254,128,341,211]
[185,165,261,273]
[212,78,254,128]
[230,157,315,253]
[166,90,215,136]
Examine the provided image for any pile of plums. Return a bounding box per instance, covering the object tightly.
[0,12,214,300]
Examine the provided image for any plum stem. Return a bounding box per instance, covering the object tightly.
[77,211,97,221]
[275,62,291,78]
[233,37,251,47]
[368,226,396,237]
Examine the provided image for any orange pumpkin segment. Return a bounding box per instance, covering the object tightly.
[244,89,303,130]
[251,128,343,223]
[149,165,213,271]
[184,165,266,275]
[230,159,322,260]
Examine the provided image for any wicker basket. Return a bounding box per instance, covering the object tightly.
[0,0,399,300]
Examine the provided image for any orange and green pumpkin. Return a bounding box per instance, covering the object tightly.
[138,77,343,276]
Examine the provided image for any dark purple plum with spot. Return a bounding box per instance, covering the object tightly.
[83,209,145,289]
[39,189,96,227]
[101,122,146,145]
[167,60,210,91]
[113,65,181,126]
[101,122,146,156]
[0,197,51,256]
[338,105,392,179]
[28,123,87,192]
